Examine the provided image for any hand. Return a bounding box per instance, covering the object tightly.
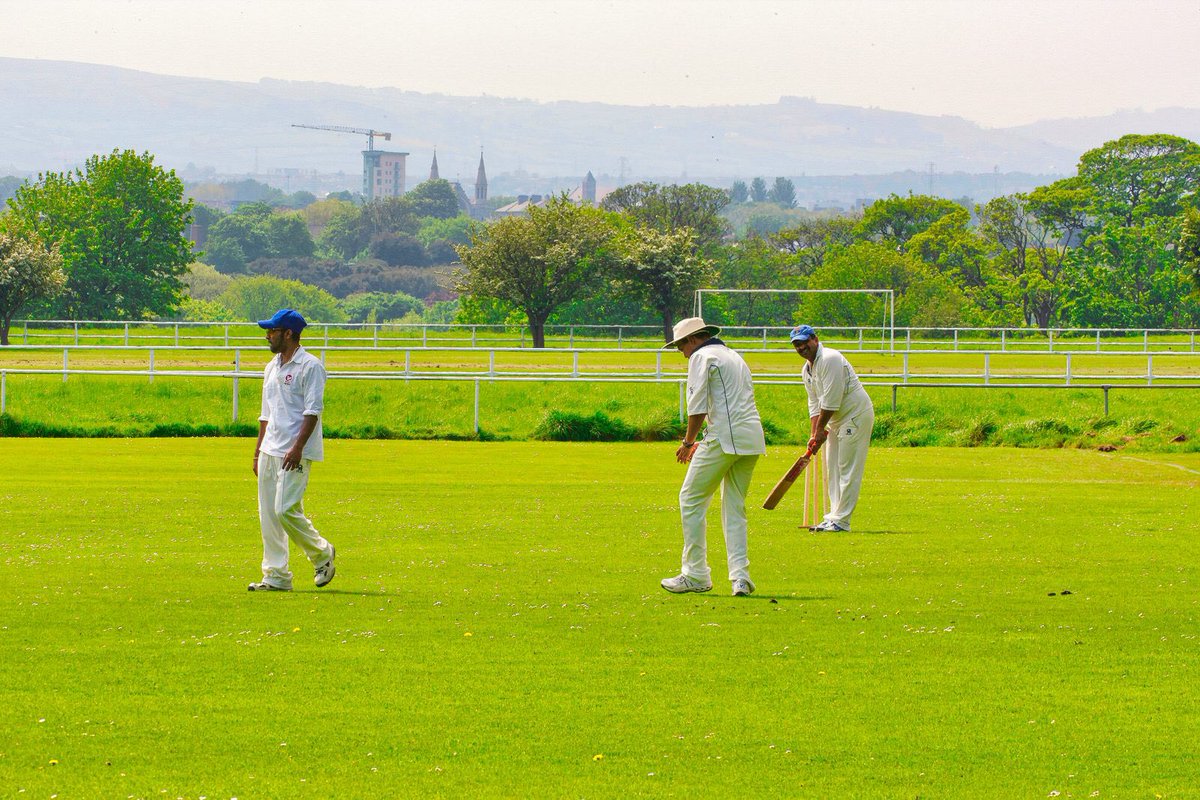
[252,451,259,476]
[282,448,303,471]
[675,442,697,464]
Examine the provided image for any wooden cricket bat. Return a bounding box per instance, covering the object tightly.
[761,447,814,510]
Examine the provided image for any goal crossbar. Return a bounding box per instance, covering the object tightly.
[694,288,895,352]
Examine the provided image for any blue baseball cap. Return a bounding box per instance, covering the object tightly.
[790,324,816,343]
[257,309,308,333]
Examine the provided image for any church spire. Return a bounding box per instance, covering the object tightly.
[430,149,440,180]
[475,150,488,204]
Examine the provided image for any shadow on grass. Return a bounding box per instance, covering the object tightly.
[740,594,834,603]
[801,528,915,536]
[294,588,394,597]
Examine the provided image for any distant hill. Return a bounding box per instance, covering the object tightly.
[3,58,1195,200]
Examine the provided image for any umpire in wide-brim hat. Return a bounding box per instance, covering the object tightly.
[663,317,720,349]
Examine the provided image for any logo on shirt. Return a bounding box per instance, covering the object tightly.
[284,373,294,385]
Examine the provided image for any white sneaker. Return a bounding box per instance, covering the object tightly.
[661,574,713,594]
[812,520,850,532]
[732,578,755,596]
[314,545,336,588]
[248,581,291,592]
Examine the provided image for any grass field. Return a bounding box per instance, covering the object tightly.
[2,439,1198,798]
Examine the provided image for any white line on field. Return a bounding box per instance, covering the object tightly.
[1118,456,1200,476]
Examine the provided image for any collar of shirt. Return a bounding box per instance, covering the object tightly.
[693,337,726,353]
[277,345,308,369]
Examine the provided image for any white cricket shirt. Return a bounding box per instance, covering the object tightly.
[686,339,766,456]
[259,345,326,461]
[803,344,873,424]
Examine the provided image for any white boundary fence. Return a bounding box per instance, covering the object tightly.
[2,366,1197,432]
[6,319,1200,354]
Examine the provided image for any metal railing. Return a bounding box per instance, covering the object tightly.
[3,367,1197,434]
[7,319,1200,354]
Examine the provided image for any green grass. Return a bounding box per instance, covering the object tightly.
[1,440,1197,797]
[1,373,1197,452]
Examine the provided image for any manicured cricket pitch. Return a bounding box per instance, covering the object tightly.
[1,439,1197,798]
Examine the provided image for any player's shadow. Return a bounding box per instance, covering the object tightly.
[741,594,833,602]
[800,528,912,536]
[297,588,393,597]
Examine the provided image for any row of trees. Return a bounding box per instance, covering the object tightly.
[3,134,1200,349]
[454,134,1200,343]
[730,177,796,207]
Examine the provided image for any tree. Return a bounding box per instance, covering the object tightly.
[205,204,315,272]
[749,177,768,203]
[183,262,233,301]
[768,177,797,208]
[1179,206,1200,290]
[601,182,730,254]
[856,194,963,246]
[406,179,462,219]
[7,149,194,320]
[369,233,427,266]
[613,226,713,342]
[218,275,347,323]
[1077,133,1200,226]
[977,189,1088,328]
[339,291,425,323]
[0,223,66,345]
[730,180,749,204]
[770,217,858,277]
[456,195,619,347]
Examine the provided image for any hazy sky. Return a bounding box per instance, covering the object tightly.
[3,0,1198,127]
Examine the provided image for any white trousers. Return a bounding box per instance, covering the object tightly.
[822,405,875,528]
[257,453,332,589]
[678,441,759,584]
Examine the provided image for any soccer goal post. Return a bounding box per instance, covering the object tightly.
[693,288,895,352]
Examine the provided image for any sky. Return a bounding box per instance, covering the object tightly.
[2,0,1199,128]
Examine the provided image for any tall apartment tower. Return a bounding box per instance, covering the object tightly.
[362,150,409,200]
[475,152,488,204]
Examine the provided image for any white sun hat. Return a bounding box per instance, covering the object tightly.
[663,316,720,349]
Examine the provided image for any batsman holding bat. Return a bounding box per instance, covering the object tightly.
[791,324,874,532]
[660,317,766,597]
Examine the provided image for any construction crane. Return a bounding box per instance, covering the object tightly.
[292,124,392,152]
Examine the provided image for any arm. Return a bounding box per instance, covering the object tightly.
[282,414,318,471]
[808,408,835,452]
[676,413,707,463]
[253,420,267,476]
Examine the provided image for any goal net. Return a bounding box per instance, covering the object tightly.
[693,288,895,351]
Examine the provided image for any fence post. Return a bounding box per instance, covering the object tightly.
[763,328,768,350]
[572,351,579,378]
[1096,329,1101,352]
[656,351,662,379]
[1001,329,1006,352]
[232,376,239,422]
[124,322,130,346]
[63,348,69,382]
[472,326,477,347]
[1065,353,1072,385]
[74,322,79,346]
[149,348,154,383]
[1049,329,1054,353]
[405,350,411,376]
[174,324,179,346]
[474,378,480,434]
[953,329,958,351]
[618,327,623,349]
[422,325,427,348]
[1144,329,1149,352]
[489,350,495,377]
[984,353,990,385]
[858,328,863,350]
[324,325,329,349]
[892,384,898,413]
[1,370,5,414]
[1103,385,1110,416]
[679,380,685,422]
[903,352,909,384]
[1147,354,1153,385]
[570,327,575,348]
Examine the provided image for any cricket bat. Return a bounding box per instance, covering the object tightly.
[761,446,815,510]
